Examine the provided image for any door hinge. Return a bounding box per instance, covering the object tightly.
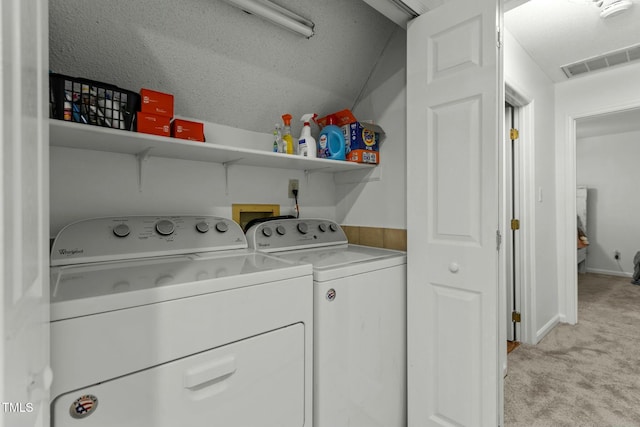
[511,219,520,230]
[496,230,502,251]
[510,128,519,140]
[512,311,521,323]
[497,28,502,48]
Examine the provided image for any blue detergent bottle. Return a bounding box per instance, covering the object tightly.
[318,117,345,160]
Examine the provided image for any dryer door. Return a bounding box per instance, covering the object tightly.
[52,323,305,427]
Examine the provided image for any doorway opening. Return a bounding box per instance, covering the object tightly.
[562,104,640,324]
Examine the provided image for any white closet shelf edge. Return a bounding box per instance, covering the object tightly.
[49,119,375,173]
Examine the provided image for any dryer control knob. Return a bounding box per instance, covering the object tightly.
[318,223,327,232]
[196,221,210,233]
[155,219,175,236]
[215,222,229,233]
[262,227,273,237]
[297,223,308,234]
[113,223,130,238]
[276,225,286,236]
[329,223,339,232]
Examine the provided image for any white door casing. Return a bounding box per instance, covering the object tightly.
[504,103,522,344]
[1,0,50,426]
[406,0,503,424]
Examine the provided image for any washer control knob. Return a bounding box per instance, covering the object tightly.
[329,223,339,232]
[318,223,327,232]
[113,224,130,238]
[155,274,174,286]
[276,225,286,236]
[155,220,175,236]
[215,222,229,233]
[195,221,210,233]
[297,222,308,234]
[262,227,273,237]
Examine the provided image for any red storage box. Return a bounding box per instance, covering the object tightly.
[171,119,205,142]
[136,112,170,137]
[140,88,174,118]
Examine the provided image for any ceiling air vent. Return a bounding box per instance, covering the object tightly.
[561,43,640,78]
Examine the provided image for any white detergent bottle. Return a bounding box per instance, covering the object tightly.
[298,113,317,158]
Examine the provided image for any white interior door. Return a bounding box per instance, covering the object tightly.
[406,0,503,425]
[1,0,50,426]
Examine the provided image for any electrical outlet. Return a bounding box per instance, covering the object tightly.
[614,250,620,260]
[288,179,299,198]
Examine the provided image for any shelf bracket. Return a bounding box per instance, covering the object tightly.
[222,158,243,195]
[136,148,153,192]
[303,167,331,185]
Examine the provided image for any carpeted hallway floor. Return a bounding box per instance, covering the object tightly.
[504,273,640,426]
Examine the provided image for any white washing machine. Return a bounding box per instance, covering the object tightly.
[246,218,407,427]
[49,215,313,427]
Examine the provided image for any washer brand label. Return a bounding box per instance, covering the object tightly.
[70,394,98,419]
[258,243,271,248]
[58,248,84,256]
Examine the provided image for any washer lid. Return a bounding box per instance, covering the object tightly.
[50,250,311,321]
[272,244,406,282]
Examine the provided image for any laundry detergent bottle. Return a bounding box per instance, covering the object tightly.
[318,117,345,160]
[298,113,317,158]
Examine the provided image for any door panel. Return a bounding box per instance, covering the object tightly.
[407,0,503,425]
[430,96,482,243]
[52,325,305,427]
[1,0,50,426]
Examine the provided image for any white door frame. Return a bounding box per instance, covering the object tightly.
[504,83,537,345]
[558,100,640,324]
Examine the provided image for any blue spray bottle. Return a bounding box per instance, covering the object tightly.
[318,117,345,160]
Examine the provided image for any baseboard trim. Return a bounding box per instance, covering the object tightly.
[585,268,631,278]
[536,314,561,343]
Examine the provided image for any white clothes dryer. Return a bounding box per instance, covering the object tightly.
[49,215,313,427]
[246,218,407,427]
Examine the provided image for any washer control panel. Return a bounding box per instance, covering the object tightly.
[246,218,348,252]
[51,216,247,266]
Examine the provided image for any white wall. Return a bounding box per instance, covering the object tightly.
[49,121,338,236]
[555,61,640,323]
[336,28,407,229]
[504,30,558,343]
[47,1,406,236]
[576,130,640,276]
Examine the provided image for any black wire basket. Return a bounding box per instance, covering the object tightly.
[49,73,140,131]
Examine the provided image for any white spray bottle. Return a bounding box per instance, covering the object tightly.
[298,113,317,158]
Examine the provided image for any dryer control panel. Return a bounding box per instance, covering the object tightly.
[245,218,348,252]
[51,216,247,266]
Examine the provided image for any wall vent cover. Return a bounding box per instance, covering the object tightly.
[561,43,640,78]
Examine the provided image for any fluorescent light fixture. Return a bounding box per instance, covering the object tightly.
[221,0,315,38]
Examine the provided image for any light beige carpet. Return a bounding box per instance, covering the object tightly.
[504,273,640,426]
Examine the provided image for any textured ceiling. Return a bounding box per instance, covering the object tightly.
[505,0,640,82]
[49,0,398,135]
